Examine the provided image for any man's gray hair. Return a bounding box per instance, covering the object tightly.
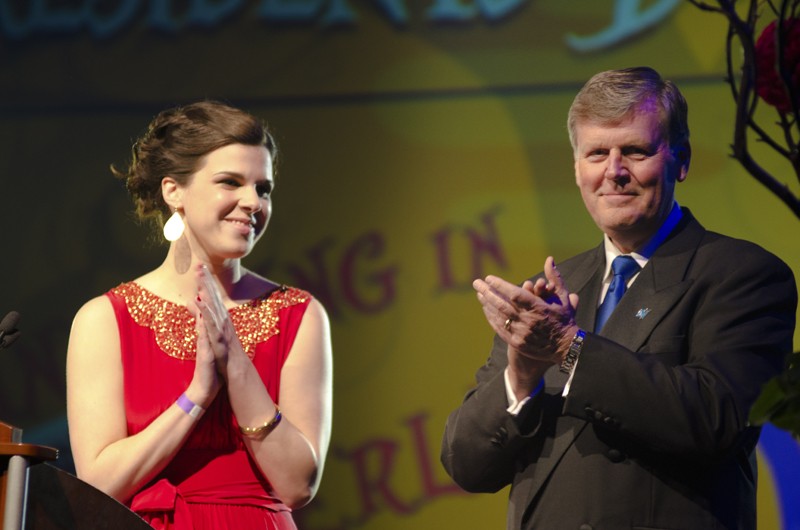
[567,66,689,152]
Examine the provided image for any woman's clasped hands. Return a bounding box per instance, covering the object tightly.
[186,264,242,408]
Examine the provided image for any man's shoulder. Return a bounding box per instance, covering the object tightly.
[667,223,794,298]
[662,210,792,273]
[696,228,791,270]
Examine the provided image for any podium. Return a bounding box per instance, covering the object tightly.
[0,421,150,530]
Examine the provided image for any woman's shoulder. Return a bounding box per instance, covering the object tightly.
[75,292,115,319]
[70,293,118,342]
[75,276,163,328]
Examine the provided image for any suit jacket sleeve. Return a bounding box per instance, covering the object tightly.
[441,332,551,492]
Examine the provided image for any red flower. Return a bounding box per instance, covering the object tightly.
[755,18,800,113]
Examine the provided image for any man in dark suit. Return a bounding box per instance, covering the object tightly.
[441,67,797,530]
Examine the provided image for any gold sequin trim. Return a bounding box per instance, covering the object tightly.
[110,283,310,361]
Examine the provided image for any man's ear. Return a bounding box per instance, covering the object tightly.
[674,141,691,183]
[574,156,581,186]
[161,176,183,210]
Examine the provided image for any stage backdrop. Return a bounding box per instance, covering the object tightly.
[1,1,798,528]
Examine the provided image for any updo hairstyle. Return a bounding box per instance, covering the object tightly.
[112,100,277,232]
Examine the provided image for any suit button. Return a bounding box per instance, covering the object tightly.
[490,427,508,447]
[579,524,593,530]
[607,449,626,462]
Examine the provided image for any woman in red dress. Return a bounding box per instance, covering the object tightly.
[66,101,332,529]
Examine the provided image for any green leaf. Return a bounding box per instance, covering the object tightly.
[749,351,800,439]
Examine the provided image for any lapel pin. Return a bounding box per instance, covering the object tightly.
[635,308,651,320]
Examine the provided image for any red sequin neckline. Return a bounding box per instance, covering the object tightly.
[110,282,310,360]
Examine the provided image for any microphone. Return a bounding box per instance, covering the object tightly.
[0,311,21,349]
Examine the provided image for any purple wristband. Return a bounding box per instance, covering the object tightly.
[176,393,204,419]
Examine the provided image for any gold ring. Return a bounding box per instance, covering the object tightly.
[504,318,513,331]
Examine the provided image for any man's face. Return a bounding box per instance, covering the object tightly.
[573,109,689,252]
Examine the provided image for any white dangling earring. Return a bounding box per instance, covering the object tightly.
[163,210,185,242]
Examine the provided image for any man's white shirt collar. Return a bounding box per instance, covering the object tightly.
[600,202,683,286]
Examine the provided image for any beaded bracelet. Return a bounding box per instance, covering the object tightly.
[239,407,282,438]
[176,393,205,419]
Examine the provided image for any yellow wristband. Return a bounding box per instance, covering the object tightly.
[239,407,282,438]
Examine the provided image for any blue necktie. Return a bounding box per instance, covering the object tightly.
[595,255,641,333]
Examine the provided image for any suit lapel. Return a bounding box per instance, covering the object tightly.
[570,246,605,334]
[600,211,705,350]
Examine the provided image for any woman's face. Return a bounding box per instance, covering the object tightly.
[179,143,274,262]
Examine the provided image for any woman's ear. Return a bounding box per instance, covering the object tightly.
[161,176,183,210]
